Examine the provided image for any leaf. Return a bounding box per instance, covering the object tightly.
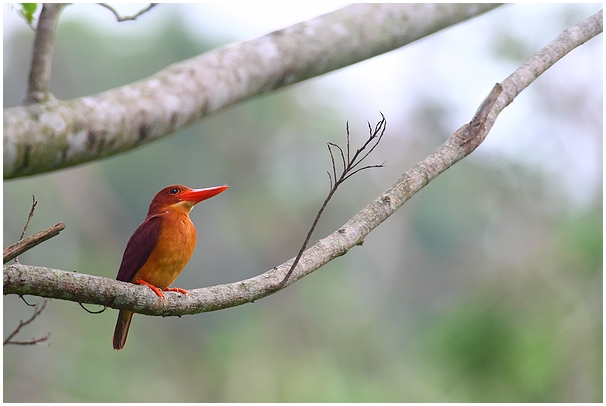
[19,3,38,25]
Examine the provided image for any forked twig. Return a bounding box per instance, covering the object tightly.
[99,3,158,22]
[4,298,50,346]
[277,113,387,288]
[4,197,58,345]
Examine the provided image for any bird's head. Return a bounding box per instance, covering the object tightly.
[147,184,229,216]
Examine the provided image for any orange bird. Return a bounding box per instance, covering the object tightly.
[113,184,228,350]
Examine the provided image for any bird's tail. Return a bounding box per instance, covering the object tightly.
[113,310,134,350]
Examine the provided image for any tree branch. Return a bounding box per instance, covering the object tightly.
[482,9,603,141]
[4,298,50,346]
[4,223,66,264]
[19,195,38,241]
[98,3,158,22]
[0,82,498,315]
[278,114,387,288]
[4,3,501,179]
[3,9,601,317]
[26,3,66,104]
[7,194,37,264]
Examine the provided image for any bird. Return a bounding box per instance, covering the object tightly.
[113,184,228,350]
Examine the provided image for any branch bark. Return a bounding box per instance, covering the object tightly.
[3,223,66,264]
[3,10,601,317]
[4,3,500,179]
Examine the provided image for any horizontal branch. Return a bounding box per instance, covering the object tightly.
[3,3,500,179]
[3,9,601,316]
[3,263,282,315]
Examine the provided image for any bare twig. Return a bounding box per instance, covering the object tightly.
[277,114,386,288]
[26,3,66,104]
[11,195,38,264]
[4,299,50,346]
[21,295,38,307]
[4,223,66,264]
[20,195,38,241]
[5,334,51,346]
[4,195,66,264]
[78,303,107,314]
[99,3,158,22]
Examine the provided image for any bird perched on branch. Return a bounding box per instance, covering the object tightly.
[113,184,228,350]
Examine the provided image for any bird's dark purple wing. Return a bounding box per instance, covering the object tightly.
[116,215,162,282]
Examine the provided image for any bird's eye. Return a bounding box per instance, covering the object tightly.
[169,187,179,195]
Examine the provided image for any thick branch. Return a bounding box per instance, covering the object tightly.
[4,3,500,179]
[26,3,66,104]
[3,9,601,316]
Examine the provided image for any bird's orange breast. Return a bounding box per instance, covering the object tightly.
[132,211,197,289]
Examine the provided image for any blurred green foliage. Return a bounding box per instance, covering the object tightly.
[3,4,602,402]
[18,3,37,26]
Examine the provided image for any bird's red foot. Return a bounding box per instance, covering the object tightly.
[164,287,190,295]
[136,279,166,299]
[135,280,189,298]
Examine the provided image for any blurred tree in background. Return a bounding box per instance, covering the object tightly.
[3,3,602,402]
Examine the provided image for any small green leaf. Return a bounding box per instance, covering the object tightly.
[19,3,38,25]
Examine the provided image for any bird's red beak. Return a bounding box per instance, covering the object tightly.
[180,185,229,204]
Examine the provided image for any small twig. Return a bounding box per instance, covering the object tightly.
[5,334,51,346]
[277,113,387,288]
[4,299,50,346]
[4,195,66,264]
[78,303,107,314]
[11,195,38,264]
[99,3,158,22]
[4,222,66,264]
[18,195,38,248]
[20,295,37,307]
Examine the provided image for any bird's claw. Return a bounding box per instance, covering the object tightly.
[164,287,190,295]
